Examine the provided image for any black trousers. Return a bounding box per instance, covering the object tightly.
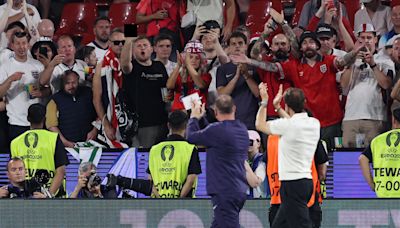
[269,201,322,228]
[271,179,313,228]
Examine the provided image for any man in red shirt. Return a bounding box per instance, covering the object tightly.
[250,19,293,120]
[232,30,362,150]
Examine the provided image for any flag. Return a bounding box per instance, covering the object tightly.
[102,148,137,198]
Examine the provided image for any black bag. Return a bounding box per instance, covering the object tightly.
[115,91,139,142]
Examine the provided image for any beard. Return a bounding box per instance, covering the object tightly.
[304,48,318,58]
[274,50,289,61]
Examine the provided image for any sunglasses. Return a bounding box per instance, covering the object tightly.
[111,40,125,45]
[14,32,27,38]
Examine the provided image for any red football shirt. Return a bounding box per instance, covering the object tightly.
[137,0,181,37]
[258,56,293,118]
[171,72,212,111]
[278,55,343,127]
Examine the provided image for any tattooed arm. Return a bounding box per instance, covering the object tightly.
[249,59,279,72]
[251,19,274,61]
[230,54,280,73]
[282,23,300,59]
[269,8,301,59]
[334,50,357,70]
[250,34,268,61]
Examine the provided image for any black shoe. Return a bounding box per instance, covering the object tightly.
[106,174,117,188]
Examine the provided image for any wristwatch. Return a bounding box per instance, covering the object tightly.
[259,101,268,107]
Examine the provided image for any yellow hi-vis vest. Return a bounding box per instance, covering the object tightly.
[371,129,400,198]
[149,140,196,198]
[10,129,65,197]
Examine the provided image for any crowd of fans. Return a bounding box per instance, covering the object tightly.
[0,0,399,199]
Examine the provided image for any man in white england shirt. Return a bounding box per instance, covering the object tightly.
[0,31,44,140]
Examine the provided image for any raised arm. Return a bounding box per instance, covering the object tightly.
[250,19,274,61]
[0,72,23,97]
[120,38,134,74]
[39,54,64,86]
[269,8,300,59]
[255,83,273,135]
[22,0,39,43]
[222,0,236,42]
[0,1,11,34]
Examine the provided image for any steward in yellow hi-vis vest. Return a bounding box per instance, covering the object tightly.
[10,104,69,198]
[360,129,400,198]
[149,140,195,198]
[148,111,201,198]
[360,109,400,198]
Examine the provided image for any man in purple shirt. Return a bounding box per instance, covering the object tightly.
[186,94,249,228]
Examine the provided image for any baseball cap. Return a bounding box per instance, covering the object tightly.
[202,20,221,30]
[355,23,376,35]
[248,130,261,142]
[299,31,321,48]
[316,24,337,38]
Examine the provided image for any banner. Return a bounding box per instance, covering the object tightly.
[1,200,400,227]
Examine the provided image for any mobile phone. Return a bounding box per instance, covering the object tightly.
[39,46,48,58]
[124,24,138,38]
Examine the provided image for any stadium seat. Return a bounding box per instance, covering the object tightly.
[84,0,111,7]
[109,3,136,29]
[247,0,270,34]
[392,0,400,6]
[109,3,146,35]
[56,3,98,37]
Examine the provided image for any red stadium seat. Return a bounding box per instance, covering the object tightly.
[247,0,269,34]
[109,3,136,29]
[108,3,146,35]
[392,0,400,6]
[84,0,110,7]
[56,3,98,37]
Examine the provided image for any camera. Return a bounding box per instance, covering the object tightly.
[86,170,102,188]
[7,170,52,198]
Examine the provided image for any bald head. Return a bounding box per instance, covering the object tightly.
[215,94,235,114]
[271,33,290,60]
[38,19,55,39]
